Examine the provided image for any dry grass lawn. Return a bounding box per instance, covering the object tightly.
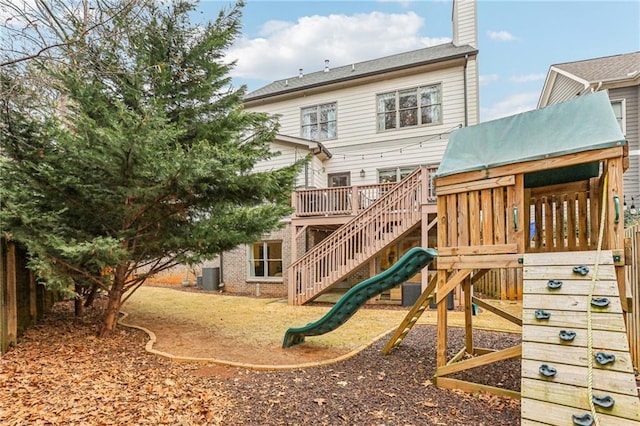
[122,286,521,362]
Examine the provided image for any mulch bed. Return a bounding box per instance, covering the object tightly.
[0,299,523,425]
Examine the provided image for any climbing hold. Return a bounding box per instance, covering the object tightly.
[538,364,557,377]
[592,395,615,409]
[559,330,577,341]
[572,265,590,275]
[547,280,563,289]
[572,413,594,426]
[591,297,610,308]
[594,352,616,365]
[535,309,551,320]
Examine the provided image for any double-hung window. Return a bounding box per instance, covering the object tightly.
[378,166,417,184]
[248,241,283,279]
[377,84,442,131]
[610,99,626,135]
[301,102,337,141]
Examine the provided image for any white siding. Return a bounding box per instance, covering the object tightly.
[308,155,327,188]
[246,62,477,186]
[547,74,585,105]
[253,142,311,187]
[611,86,640,202]
[453,0,477,48]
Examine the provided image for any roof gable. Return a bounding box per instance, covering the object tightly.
[554,51,640,83]
[436,91,625,178]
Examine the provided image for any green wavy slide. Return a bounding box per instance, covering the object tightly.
[282,247,438,348]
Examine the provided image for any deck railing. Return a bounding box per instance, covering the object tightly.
[288,166,435,305]
[293,170,437,218]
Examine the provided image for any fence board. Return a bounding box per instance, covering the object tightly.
[624,225,640,369]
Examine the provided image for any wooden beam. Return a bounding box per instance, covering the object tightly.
[434,377,521,400]
[436,243,518,256]
[463,278,473,354]
[435,146,623,188]
[436,344,522,376]
[437,254,523,270]
[473,347,497,355]
[470,268,490,285]
[436,269,448,368]
[436,269,473,303]
[472,296,523,326]
[437,175,515,196]
[447,346,467,366]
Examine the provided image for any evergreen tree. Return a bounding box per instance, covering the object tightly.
[0,0,304,336]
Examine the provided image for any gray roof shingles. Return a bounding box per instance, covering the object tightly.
[244,43,478,101]
[554,51,640,83]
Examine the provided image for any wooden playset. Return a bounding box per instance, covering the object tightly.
[384,92,639,425]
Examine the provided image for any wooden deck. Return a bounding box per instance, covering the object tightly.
[521,251,640,425]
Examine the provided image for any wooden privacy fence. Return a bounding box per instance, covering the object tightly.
[624,224,640,368]
[472,268,522,301]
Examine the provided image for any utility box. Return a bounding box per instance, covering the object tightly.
[202,267,220,291]
[401,283,422,307]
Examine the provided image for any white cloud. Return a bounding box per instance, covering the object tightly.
[479,74,499,86]
[487,30,516,41]
[228,11,451,82]
[510,73,546,83]
[480,92,539,122]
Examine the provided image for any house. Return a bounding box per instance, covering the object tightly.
[217,0,479,304]
[538,51,640,202]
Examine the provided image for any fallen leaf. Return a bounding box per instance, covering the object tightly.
[313,398,327,405]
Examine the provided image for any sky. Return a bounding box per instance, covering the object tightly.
[198,0,640,122]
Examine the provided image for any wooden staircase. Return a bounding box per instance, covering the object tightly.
[521,251,640,425]
[288,167,428,305]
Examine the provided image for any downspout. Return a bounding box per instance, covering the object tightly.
[463,54,469,127]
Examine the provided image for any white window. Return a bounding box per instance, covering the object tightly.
[611,99,626,135]
[378,166,417,184]
[248,241,283,279]
[377,84,442,131]
[301,102,337,141]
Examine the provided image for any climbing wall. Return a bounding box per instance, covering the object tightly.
[521,251,640,426]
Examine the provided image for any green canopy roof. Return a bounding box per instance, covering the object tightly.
[436,91,626,178]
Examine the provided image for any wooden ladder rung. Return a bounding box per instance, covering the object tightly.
[381,275,437,354]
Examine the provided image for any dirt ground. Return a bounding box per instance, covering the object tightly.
[129,314,351,366]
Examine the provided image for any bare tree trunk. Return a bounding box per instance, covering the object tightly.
[84,283,99,308]
[98,266,126,338]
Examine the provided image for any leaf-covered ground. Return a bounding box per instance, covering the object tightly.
[0,296,528,425]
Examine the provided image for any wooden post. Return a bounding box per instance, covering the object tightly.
[436,189,449,369]
[0,239,6,352]
[463,277,473,354]
[607,157,630,312]
[436,269,448,368]
[6,242,17,346]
